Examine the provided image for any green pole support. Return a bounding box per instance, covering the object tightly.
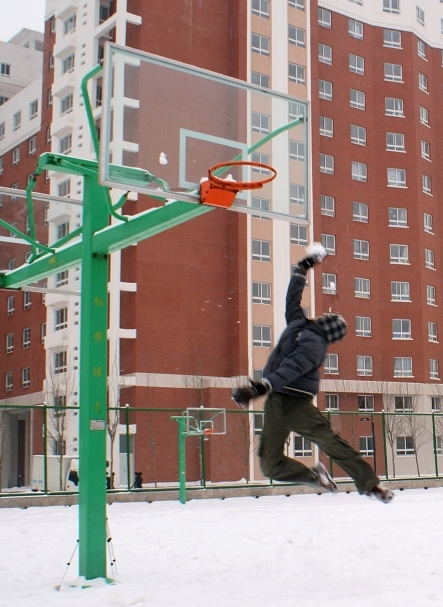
[78,175,109,580]
[200,435,206,488]
[381,411,389,481]
[171,416,187,504]
[43,403,48,494]
[432,413,439,478]
[125,404,131,491]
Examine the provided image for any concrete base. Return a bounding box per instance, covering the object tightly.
[1,477,443,508]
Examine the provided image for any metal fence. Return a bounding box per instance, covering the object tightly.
[1,404,443,497]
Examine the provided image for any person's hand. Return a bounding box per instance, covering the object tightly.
[232,380,270,408]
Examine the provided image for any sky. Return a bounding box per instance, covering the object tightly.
[0,0,46,42]
[1,487,443,607]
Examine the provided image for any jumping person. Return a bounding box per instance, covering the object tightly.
[232,250,394,504]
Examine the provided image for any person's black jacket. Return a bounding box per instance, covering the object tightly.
[262,271,327,396]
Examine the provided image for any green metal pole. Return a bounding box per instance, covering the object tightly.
[381,411,389,481]
[125,404,131,491]
[43,403,48,494]
[177,418,187,504]
[78,176,109,580]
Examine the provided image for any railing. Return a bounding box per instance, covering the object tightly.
[1,404,442,498]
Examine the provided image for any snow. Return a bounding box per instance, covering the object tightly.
[1,488,443,606]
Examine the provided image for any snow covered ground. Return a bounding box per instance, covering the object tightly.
[1,488,443,607]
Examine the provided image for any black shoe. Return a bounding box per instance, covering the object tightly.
[366,485,394,504]
[311,462,338,493]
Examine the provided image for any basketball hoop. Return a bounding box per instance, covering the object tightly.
[203,428,215,436]
[199,160,277,208]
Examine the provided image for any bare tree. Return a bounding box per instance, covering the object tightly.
[396,385,427,477]
[107,349,122,488]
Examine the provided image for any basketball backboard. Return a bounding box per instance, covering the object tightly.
[99,43,308,219]
[184,407,226,436]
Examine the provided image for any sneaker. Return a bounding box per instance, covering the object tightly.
[311,462,338,493]
[367,485,394,504]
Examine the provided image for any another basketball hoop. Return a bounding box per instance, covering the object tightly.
[199,160,277,209]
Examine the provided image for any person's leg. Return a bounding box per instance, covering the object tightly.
[259,392,318,484]
[289,397,379,494]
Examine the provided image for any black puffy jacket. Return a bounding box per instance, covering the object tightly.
[262,272,332,396]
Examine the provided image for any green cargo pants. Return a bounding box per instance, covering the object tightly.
[258,392,379,494]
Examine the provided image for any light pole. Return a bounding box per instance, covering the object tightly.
[361,415,376,475]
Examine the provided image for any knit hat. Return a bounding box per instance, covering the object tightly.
[315,314,348,344]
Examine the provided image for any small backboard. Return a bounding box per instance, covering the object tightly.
[184,407,226,436]
[99,43,308,219]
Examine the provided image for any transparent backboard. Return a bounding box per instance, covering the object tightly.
[100,43,308,219]
[185,407,226,436]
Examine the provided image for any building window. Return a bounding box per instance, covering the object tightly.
[6,333,13,353]
[384,63,402,82]
[431,397,441,412]
[383,0,400,13]
[7,295,15,315]
[395,396,413,412]
[288,25,305,47]
[322,273,337,295]
[424,213,433,233]
[288,0,305,8]
[319,236,335,258]
[350,89,365,110]
[0,121,4,140]
[351,125,366,146]
[289,63,306,85]
[387,168,406,187]
[289,184,305,204]
[351,162,367,182]
[418,72,428,92]
[57,179,71,198]
[49,52,54,71]
[421,140,430,160]
[54,351,68,374]
[321,195,335,216]
[28,136,37,156]
[320,116,334,137]
[57,221,69,239]
[253,325,272,347]
[358,395,374,412]
[290,224,308,245]
[12,147,20,166]
[425,249,435,270]
[251,197,270,214]
[355,277,370,298]
[419,106,429,125]
[22,327,31,348]
[251,153,271,173]
[348,19,364,39]
[320,154,334,174]
[294,436,313,457]
[251,72,269,88]
[252,283,271,305]
[253,411,264,436]
[397,436,414,456]
[353,239,369,260]
[357,356,373,376]
[319,79,333,100]
[417,39,426,59]
[383,29,401,47]
[324,354,339,374]
[391,281,410,301]
[289,102,304,120]
[430,359,440,380]
[392,319,411,339]
[325,394,339,410]
[360,436,374,457]
[356,316,371,337]
[64,13,77,34]
[428,321,438,343]
[252,33,270,56]
[1,63,11,76]
[5,372,13,392]
[390,244,409,264]
[13,111,21,131]
[55,271,69,288]
[62,53,75,74]
[55,307,68,330]
[59,134,72,155]
[318,8,332,28]
[252,239,271,262]
[349,54,365,75]
[61,93,74,115]
[388,207,407,227]
[422,174,432,195]
[318,43,332,64]
[427,285,436,306]
[252,112,270,134]
[289,140,305,162]
[353,202,368,223]
[23,291,31,309]
[29,100,38,119]
[22,368,30,389]
[416,6,424,25]
[394,357,413,377]
[385,97,404,116]
[386,132,405,152]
